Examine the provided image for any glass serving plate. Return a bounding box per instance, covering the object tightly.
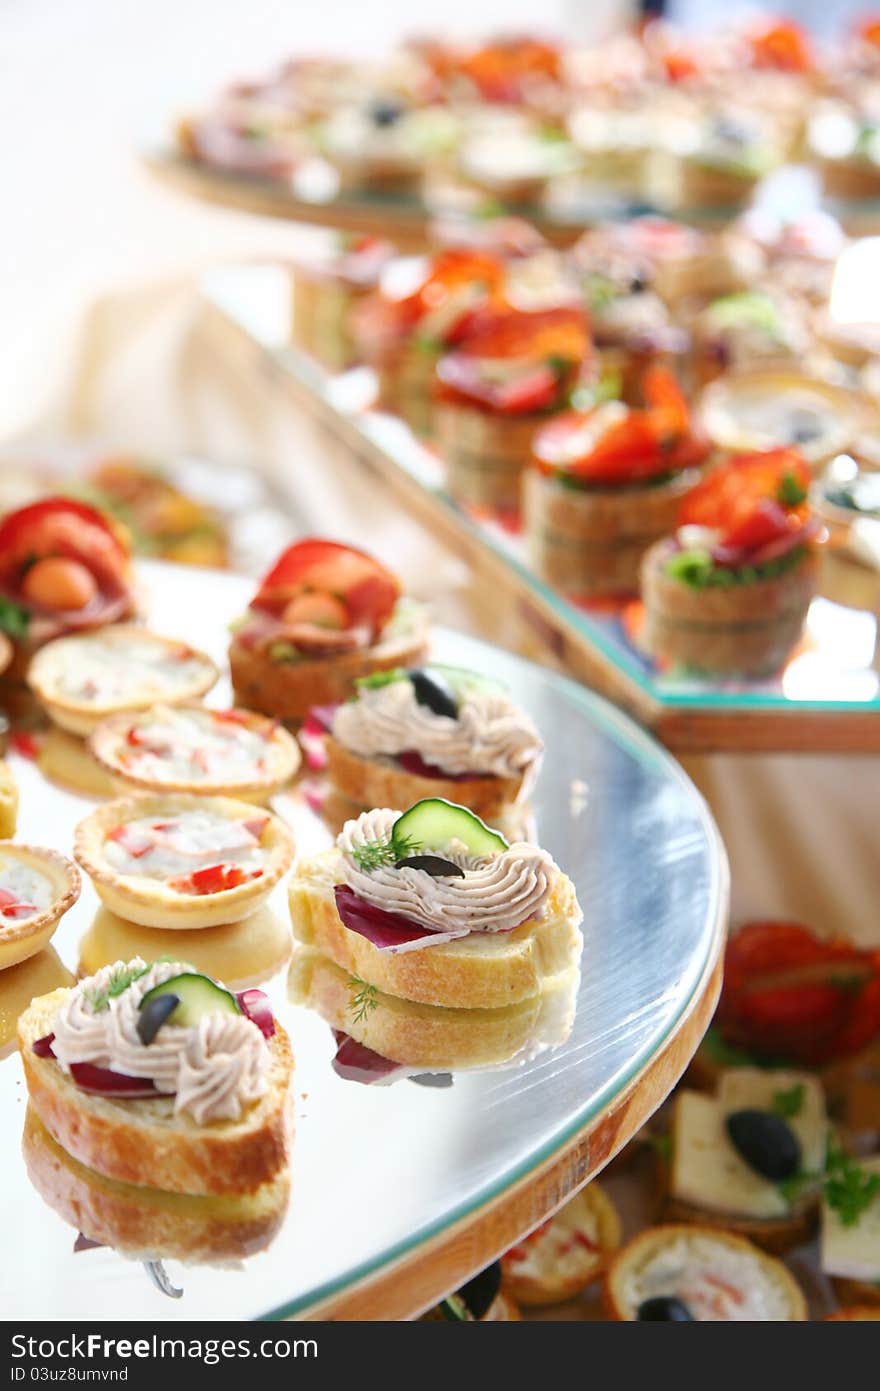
[0,562,725,1320]
[200,264,880,755]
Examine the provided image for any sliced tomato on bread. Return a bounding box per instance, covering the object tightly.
[252,539,400,642]
[717,920,880,1066]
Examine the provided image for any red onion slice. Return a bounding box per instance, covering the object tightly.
[333,884,469,954]
[236,989,276,1038]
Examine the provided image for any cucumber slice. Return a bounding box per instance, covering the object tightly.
[139,972,241,1030]
[391,799,508,859]
[429,664,505,699]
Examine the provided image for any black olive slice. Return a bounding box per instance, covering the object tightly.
[396,854,465,878]
[726,1108,801,1181]
[136,992,180,1045]
[409,1072,454,1089]
[369,99,404,127]
[409,668,459,720]
[637,1296,694,1321]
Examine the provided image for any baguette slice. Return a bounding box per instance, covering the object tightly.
[501,1183,621,1307]
[324,733,526,822]
[289,856,583,1009]
[288,945,580,1070]
[23,1107,290,1264]
[603,1225,808,1321]
[19,987,293,1197]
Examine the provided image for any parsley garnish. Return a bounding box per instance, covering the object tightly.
[0,597,30,639]
[349,976,379,1025]
[355,668,406,692]
[824,1139,880,1227]
[777,471,808,508]
[778,1169,813,1207]
[772,1082,804,1119]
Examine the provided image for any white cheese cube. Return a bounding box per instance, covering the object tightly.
[671,1091,789,1220]
[718,1068,828,1175]
[821,1155,880,1283]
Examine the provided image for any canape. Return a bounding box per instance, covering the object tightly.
[690,290,810,387]
[90,703,301,803]
[726,208,846,306]
[456,122,577,206]
[81,456,230,568]
[23,1107,290,1266]
[28,626,218,736]
[176,97,304,181]
[597,216,760,308]
[659,108,781,211]
[291,233,395,371]
[821,1148,880,1308]
[288,942,580,1073]
[501,1184,621,1306]
[641,448,820,676]
[603,1225,808,1320]
[317,100,457,193]
[229,539,428,724]
[19,959,293,1196]
[350,248,506,435]
[698,370,865,468]
[0,845,80,971]
[810,100,880,201]
[435,305,591,513]
[288,798,583,1009]
[569,229,687,403]
[323,664,543,820]
[524,367,708,597]
[0,499,136,704]
[661,1069,828,1252]
[74,795,294,930]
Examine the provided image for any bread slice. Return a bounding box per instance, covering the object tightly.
[603,1225,808,1321]
[289,856,583,1009]
[19,987,293,1197]
[436,403,538,512]
[23,1107,290,1264]
[229,616,429,724]
[660,1083,824,1253]
[288,945,580,1069]
[324,733,526,822]
[501,1183,621,1307]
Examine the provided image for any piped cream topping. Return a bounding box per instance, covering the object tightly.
[331,678,543,783]
[50,959,268,1124]
[337,807,555,935]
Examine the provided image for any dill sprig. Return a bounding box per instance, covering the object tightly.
[771,1082,804,1119]
[84,961,151,1013]
[349,976,379,1025]
[350,832,419,873]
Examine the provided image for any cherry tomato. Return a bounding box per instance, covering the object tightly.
[748,20,813,72]
[0,499,130,592]
[21,557,98,611]
[253,539,400,639]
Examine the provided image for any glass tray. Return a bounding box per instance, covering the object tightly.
[200,264,880,755]
[0,562,725,1320]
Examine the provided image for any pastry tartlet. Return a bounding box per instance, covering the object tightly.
[324,664,542,821]
[0,499,136,705]
[317,100,457,194]
[662,1069,828,1253]
[0,845,80,971]
[74,795,294,930]
[19,958,293,1196]
[229,539,428,724]
[525,367,708,597]
[641,448,820,676]
[90,703,301,802]
[350,248,506,435]
[435,305,592,513]
[603,1225,808,1320]
[501,1184,621,1307]
[289,798,583,1009]
[28,625,218,736]
[698,370,865,469]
